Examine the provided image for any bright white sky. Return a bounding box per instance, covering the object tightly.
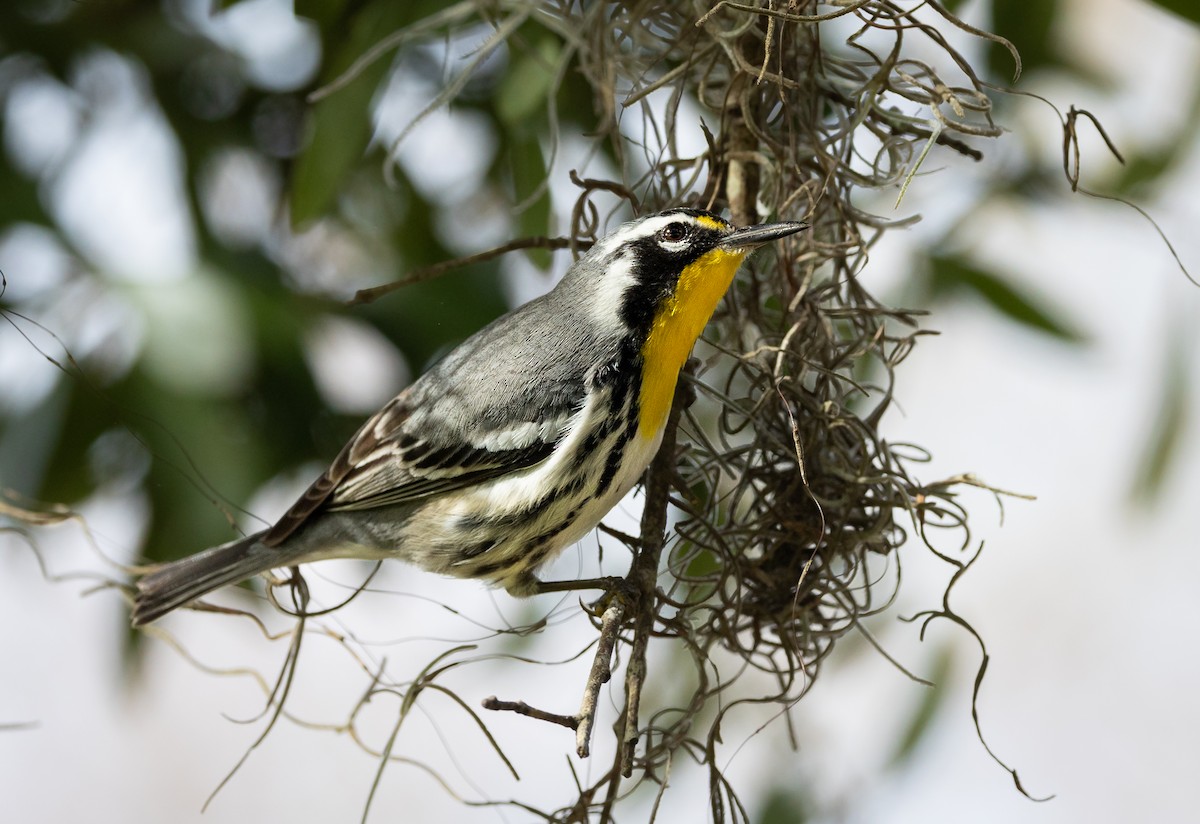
[1,0,1198,822]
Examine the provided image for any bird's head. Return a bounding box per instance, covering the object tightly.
[561,207,807,436]
[565,207,807,338]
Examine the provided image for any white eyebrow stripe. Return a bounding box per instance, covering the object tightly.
[593,213,709,256]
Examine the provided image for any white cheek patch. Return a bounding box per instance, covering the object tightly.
[589,252,637,330]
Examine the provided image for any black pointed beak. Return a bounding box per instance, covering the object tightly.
[718,221,808,251]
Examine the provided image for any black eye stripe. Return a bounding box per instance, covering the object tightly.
[618,229,721,334]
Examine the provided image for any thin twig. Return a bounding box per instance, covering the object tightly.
[615,371,691,789]
[348,237,577,306]
[481,697,579,731]
[575,601,626,758]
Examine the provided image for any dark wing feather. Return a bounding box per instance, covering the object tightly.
[262,392,573,547]
[325,436,556,510]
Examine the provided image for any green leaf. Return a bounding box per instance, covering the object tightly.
[0,380,71,500]
[289,1,429,227]
[758,789,809,824]
[0,146,51,227]
[930,256,1088,344]
[1112,148,1177,195]
[888,646,953,767]
[496,34,561,127]
[684,546,719,579]
[988,0,1060,79]
[295,0,352,28]
[1130,327,1192,505]
[1142,0,1200,26]
[1113,75,1200,194]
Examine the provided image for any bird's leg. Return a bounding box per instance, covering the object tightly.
[506,573,628,598]
[541,576,619,594]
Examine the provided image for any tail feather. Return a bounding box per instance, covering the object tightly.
[132,531,288,626]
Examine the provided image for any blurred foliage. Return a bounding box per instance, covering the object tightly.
[1145,0,1200,26]
[1130,324,1193,505]
[988,0,1060,80]
[980,0,1199,505]
[0,0,1196,820]
[929,256,1087,344]
[757,789,810,824]
[2,0,1188,569]
[888,646,955,768]
[0,0,585,568]
[1112,71,1200,195]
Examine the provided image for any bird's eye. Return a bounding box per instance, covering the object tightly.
[660,222,687,243]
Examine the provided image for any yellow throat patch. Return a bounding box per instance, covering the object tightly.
[638,246,747,438]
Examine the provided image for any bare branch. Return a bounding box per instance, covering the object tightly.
[481,697,579,731]
[348,237,578,306]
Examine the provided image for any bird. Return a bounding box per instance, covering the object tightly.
[130,208,806,626]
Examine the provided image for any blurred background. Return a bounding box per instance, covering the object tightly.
[1,0,1198,822]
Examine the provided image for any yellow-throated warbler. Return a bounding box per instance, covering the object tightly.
[131,208,805,625]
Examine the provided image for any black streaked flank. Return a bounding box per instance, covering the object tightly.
[456,513,489,533]
[594,426,633,499]
[472,560,509,578]
[526,542,555,567]
[529,522,565,546]
[574,342,641,474]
